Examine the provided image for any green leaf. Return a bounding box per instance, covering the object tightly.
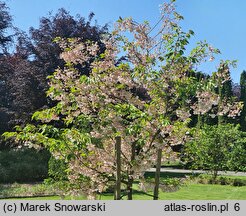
[2,132,17,140]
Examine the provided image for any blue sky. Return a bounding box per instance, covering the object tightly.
[5,0,246,83]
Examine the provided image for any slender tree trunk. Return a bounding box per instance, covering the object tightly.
[127,175,133,200]
[127,141,136,200]
[153,148,162,200]
[218,78,223,125]
[114,136,121,200]
[197,114,202,129]
[212,170,218,183]
[218,114,223,125]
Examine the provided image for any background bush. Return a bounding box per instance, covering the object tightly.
[183,124,246,179]
[0,148,50,183]
[48,156,68,181]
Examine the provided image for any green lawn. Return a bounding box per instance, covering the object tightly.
[101,184,246,200]
[144,184,245,200]
[10,183,246,200]
[2,173,246,200]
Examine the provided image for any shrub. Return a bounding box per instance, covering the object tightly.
[0,148,50,183]
[183,124,246,180]
[48,156,68,181]
[140,177,184,193]
[190,174,246,186]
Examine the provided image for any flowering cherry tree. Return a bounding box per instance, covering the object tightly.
[3,0,242,200]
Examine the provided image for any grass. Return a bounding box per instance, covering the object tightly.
[145,184,246,200]
[4,182,246,200]
[0,182,58,199]
[100,180,246,200]
[14,184,246,200]
[1,174,246,200]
